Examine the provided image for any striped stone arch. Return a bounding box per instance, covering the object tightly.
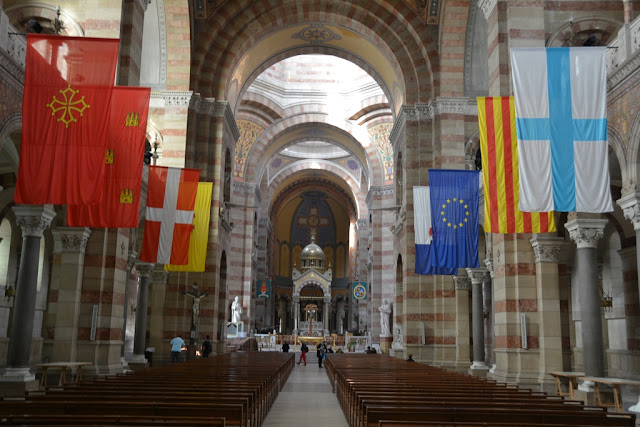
[243,118,387,188]
[261,167,365,223]
[238,92,286,124]
[190,1,438,107]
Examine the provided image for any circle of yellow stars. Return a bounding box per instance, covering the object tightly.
[440,197,470,229]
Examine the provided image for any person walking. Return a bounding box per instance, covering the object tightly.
[201,335,213,358]
[297,341,308,365]
[170,335,185,363]
[317,342,326,368]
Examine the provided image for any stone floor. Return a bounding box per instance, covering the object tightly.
[262,351,348,426]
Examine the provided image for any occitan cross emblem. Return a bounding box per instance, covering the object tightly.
[46,84,89,128]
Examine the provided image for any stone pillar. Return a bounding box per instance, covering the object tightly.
[323,296,331,333]
[131,262,154,364]
[530,236,566,389]
[467,268,489,374]
[483,258,495,370]
[618,192,640,308]
[565,218,607,382]
[293,297,300,334]
[48,227,92,362]
[453,276,471,370]
[117,0,149,86]
[2,205,55,382]
[121,251,137,359]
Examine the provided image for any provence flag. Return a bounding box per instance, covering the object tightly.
[426,170,480,273]
[511,47,613,213]
[477,96,556,233]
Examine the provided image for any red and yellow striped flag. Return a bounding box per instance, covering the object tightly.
[478,97,555,233]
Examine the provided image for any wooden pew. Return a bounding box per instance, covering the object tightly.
[0,414,226,426]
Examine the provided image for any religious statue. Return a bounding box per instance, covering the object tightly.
[231,296,243,323]
[378,299,391,336]
[182,282,208,327]
[392,325,403,350]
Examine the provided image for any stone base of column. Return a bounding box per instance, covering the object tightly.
[468,361,489,377]
[379,336,392,354]
[127,354,149,371]
[0,368,38,395]
[628,395,640,415]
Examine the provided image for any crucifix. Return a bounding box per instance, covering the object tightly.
[296,204,330,242]
[182,282,208,329]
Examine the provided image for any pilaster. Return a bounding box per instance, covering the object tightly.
[453,276,471,371]
[467,268,489,374]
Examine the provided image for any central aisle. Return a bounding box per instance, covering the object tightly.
[262,352,348,426]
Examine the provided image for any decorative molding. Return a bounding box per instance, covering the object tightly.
[565,219,608,249]
[127,251,138,270]
[431,97,470,115]
[53,228,91,254]
[152,90,193,107]
[529,236,564,263]
[292,24,342,45]
[233,181,254,194]
[466,268,487,283]
[151,269,169,285]
[454,276,471,291]
[477,0,497,20]
[135,261,155,277]
[369,185,394,196]
[13,205,55,238]
[356,219,368,229]
[483,258,494,278]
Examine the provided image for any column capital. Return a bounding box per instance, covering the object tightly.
[466,268,488,284]
[127,251,138,270]
[12,205,55,238]
[565,218,608,249]
[529,236,565,263]
[135,261,155,277]
[617,191,640,230]
[151,270,169,285]
[453,276,471,291]
[52,227,91,254]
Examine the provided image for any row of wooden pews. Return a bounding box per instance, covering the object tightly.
[0,352,295,426]
[324,354,636,427]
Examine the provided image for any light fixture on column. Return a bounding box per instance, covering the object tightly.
[52,5,65,35]
[599,284,613,311]
[4,282,16,301]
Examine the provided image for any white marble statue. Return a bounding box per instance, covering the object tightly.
[378,299,391,336]
[231,296,243,323]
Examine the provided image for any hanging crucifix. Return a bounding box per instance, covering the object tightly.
[182,282,208,328]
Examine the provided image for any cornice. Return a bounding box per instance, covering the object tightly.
[608,47,640,91]
[151,90,193,107]
[431,97,471,115]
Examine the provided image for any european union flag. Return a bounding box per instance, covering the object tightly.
[424,169,480,274]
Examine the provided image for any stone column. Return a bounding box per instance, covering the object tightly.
[323,296,331,333]
[530,236,566,389]
[49,227,92,362]
[131,262,154,364]
[293,297,300,334]
[121,251,137,359]
[453,276,471,369]
[483,258,495,371]
[467,268,489,374]
[565,218,607,382]
[618,192,640,308]
[2,205,55,382]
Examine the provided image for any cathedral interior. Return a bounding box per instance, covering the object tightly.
[0,0,639,404]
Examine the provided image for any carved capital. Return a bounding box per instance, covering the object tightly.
[13,205,56,238]
[453,276,471,291]
[565,219,607,249]
[478,0,497,20]
[483,258,494,278]
[431,97,470,115]
[135,261,155,277]
[617,192,640,230]
[128,251,138,270]
[151,270,169,285]
[530,236,564,263]
[152,90,192,107]
[466,268,487,284]
[53,227,91,254]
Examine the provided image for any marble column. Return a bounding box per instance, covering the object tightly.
[131,262,154,363]
[467,268,489,372]
[2,205,55,381]
[530,236,566,387]
[618,192,640,308]
[453,276,471,368]
[565,218,607,381]
[49,227,92,362]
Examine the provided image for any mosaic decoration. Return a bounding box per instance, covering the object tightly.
[368,123,394,184]
[335,157,359,172]
[292,194,335,246]
[234,120,264,181]
[292,23,342,45]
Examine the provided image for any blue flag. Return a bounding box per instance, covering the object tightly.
[424,169,480,274]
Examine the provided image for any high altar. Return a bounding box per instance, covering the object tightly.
[292,236,332,336]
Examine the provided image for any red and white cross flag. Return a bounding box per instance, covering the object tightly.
[140,166,200,265]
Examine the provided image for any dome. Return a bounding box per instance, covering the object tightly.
[300,236,325,261]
